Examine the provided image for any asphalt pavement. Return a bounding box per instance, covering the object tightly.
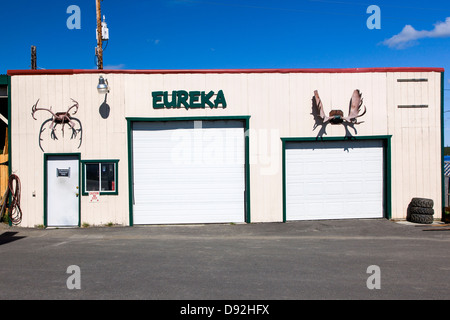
[1,219,450,301]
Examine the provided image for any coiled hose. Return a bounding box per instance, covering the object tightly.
[0,174,22,225]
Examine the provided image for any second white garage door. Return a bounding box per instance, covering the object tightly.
[285,139,384,221]
[132,120,246,224]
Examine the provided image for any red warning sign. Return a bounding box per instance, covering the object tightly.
[89,191,100,203]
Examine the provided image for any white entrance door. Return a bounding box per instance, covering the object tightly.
[285,140,384,221]
[132,120,246,224]
[47,155,80,227]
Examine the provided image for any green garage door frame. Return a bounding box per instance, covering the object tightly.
[126,116,251,226]
[282,135,392,222]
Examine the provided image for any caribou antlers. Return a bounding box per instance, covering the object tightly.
[32,98,79,123]
[313,89,366,125]
[31,99,82,151]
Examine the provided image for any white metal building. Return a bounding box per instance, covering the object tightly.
[6,67,445,227]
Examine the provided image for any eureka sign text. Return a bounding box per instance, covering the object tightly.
[152,90,227,109]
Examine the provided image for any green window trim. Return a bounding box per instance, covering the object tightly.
[0,75,8,85]
[81,159,119,196]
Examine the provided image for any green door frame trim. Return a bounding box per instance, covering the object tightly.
[43,153,81,227]
[126,116,251,226]
[281,135,392,222]
[0,75,8,85]
[81,159,120,196]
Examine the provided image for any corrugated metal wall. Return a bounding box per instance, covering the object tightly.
[11,71,442,227]
[387,72,442,220]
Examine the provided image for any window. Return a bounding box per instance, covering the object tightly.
[82,160,118,195]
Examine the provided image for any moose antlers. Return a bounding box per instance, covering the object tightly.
[313,89,366,125]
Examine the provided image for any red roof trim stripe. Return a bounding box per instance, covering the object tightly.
[7,67,444,76]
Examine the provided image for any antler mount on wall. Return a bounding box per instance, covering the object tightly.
[31,99,83,152]
[313,89,367,125]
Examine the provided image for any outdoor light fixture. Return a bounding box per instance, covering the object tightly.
[97,76,109,94]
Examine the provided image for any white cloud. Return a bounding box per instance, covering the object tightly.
[382,17,450,49]
[146,39,161,45]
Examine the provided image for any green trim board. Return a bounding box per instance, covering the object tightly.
[244,118,250,223]
[126,116,251,226]
[126,116,250,122]
[43,153,81,227]
[81,159,119,196]
[127,119,133,226]
[281,136,392,222]
[0,75,8,85]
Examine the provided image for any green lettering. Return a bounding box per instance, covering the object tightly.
[163,91,176,108]
[154,90,226,109]
[214,90,227,108]
[189,91,202,108]
[152,91,164,109]
[177,90,189,109]
[201,91,215,108]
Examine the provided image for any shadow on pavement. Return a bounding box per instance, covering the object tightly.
[0,232,25,245]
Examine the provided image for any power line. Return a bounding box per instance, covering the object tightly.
[177,0,446,22]
[178,0,358,15]
[307,0,450,12]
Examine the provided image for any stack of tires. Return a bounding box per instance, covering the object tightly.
[408,197,434,224]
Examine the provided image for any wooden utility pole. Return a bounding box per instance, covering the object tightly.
[96,0,103,70]
[31,46,37,70]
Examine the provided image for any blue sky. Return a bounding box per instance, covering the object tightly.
[1,0,449,141]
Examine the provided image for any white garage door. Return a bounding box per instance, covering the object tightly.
[285,140,384,221]
[132,120,246,224]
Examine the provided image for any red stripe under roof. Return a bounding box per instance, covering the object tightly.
[7,67,444,76]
